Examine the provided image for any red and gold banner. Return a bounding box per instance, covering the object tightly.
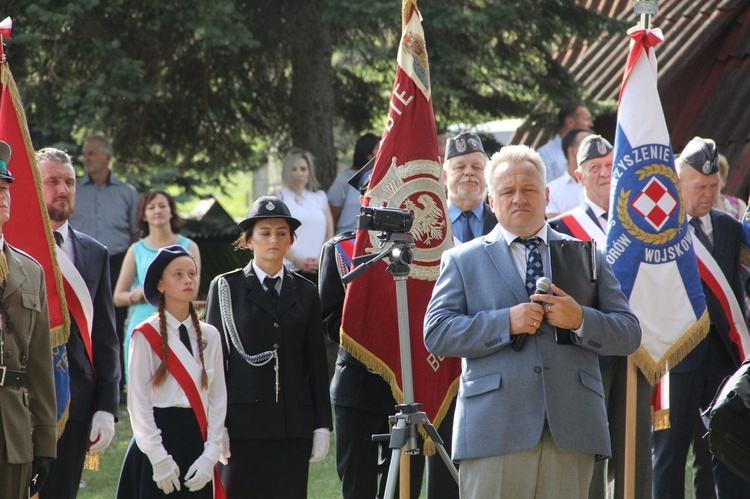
[340,0,460,440]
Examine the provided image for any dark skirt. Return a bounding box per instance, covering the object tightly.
[220,438,312,498]
[117,407,213,499]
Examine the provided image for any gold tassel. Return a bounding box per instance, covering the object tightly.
[652,408,670,431]
[83,452,100,471]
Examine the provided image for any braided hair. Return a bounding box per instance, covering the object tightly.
[189,301,209,389]
[150,293,170,388]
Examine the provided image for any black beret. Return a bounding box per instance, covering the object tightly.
[679,137,719,175]
[0,140,15,183]
[445,132,485,160]
[143,245,194,307]
[576,135,613,166]
[347,158,375,194]
[238,196,301,232]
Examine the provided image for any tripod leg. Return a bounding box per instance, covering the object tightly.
[384,446,402,499]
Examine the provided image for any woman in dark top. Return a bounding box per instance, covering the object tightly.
[205,196,332,498]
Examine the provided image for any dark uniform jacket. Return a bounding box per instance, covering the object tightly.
[205,262,332,439]
[67,228,120,422]
[0,243,56,463]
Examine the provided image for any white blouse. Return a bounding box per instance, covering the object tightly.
[127,312,227,465]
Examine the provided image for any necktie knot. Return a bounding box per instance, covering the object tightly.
[53,231,64,247]
[264,276,280,304]
[689,217,702,229]
[518,236,542,251]
[178,323,193,355]
[601,212,609,221]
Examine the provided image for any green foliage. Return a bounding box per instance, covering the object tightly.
[3,0,623,188]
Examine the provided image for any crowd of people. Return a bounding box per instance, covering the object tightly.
[1,103,749,499]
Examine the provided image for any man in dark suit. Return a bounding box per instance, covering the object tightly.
[0,141,57,499]
[550,135,653,499]
[319,161,426,498]
[36,148,121,499]
[424,145,641,498]
[652,137,750,498]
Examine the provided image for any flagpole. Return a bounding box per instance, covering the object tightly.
[623,5,658,499]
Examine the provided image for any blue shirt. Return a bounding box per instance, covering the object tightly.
[70,172,139,255]
[448,202,484,243]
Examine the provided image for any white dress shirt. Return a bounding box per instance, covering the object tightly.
[128,312,227,465]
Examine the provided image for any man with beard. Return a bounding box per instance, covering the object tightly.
[443,132,496,244]
[36,148,120,499]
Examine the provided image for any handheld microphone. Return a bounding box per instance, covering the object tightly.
[512,277,552,351]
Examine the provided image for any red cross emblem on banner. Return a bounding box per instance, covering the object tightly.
[631,177,677,231]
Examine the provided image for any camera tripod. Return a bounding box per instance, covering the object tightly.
[343,232,458,499]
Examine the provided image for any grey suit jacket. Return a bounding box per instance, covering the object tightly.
[423,226,640,460]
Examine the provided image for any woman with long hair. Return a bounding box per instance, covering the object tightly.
[114,190,201,381]
[269,148,333,283]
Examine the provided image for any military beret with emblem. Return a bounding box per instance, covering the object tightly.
[238,195,302,232]
[0,140,15,183]
[348,157,375,195]
[679,136,719,175]
[445,132,486,160]
[577,134,613,166]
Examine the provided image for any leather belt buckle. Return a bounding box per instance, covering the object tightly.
[0,366,6,387]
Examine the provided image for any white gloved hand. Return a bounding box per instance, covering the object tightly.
[152,456,181,494]
[184,454,215,492]
[309,428,331,463]
[218,427,231,465]
[88,411,116,453]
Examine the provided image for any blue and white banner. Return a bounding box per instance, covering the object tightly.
[606,26,708,384]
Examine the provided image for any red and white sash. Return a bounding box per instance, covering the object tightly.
[134,322,226,499]
[692,233,750,361]
[558,206,606,248]
[56,249,94,367]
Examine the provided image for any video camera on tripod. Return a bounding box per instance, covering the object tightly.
[357,206,413,234]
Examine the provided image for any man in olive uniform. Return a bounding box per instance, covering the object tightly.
[0,140,57,499]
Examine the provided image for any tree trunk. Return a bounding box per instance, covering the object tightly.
[288,0,336,189]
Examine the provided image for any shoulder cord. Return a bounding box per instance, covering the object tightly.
[218,277,280,402]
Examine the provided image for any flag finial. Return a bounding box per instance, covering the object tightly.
[634,1,658,29]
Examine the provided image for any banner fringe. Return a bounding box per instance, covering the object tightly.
[340,329,459,451]
[633,309,710,385]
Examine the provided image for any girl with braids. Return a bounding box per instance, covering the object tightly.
[117,245,227,498]
[205,196,332,498]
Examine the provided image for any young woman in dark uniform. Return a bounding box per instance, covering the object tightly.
[205,196,332,498]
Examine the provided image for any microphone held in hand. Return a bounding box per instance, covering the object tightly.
[512,277,552,352]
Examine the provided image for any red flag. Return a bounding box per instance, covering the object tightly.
[0,26,71,431]
[340,0,460,442]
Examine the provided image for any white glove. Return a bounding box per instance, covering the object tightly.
[309,428,331,463]
[88,411,116,453]
[152,456,181,494]
[184,455,215,492]
[219,427,231,465]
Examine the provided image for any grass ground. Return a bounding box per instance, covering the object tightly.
[79,407,342,498]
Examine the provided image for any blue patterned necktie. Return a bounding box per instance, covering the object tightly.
[689,217,713,253]
[518,237,544,297]
[461,211,476,242]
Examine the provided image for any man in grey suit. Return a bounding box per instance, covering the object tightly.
[424,145,641,498]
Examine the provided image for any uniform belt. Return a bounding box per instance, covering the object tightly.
[0,366,28,387]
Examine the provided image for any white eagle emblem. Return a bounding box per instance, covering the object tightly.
[265,201,276,211]
[403,194,445,245]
